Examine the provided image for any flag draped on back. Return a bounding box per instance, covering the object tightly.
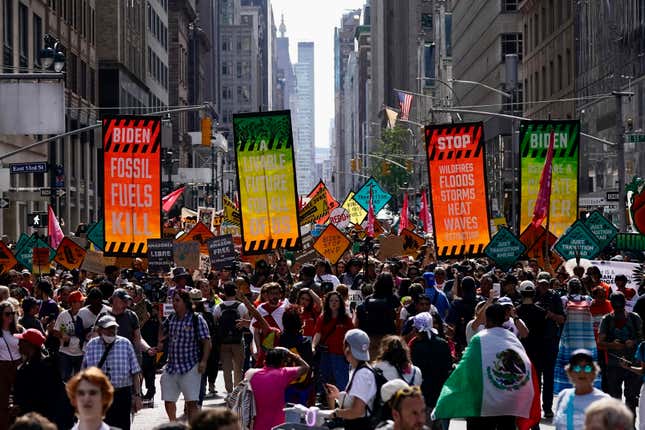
[419,190,431,234]
[531,130,555,227]
[398,192,409,234]
[397,91,413,121]
[48,205,64,249]
[433,327,541,430]
[162,186,186,213]
[366,187,375,237]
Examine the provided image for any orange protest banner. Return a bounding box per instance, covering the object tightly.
[400,229,425,257]
[426,122,490,258]
[103,115,162,257]
[32,247,50,275]
[313,224,352,264]
[54,237,87,270]
[179,222,216,255]
[0,241,17,275]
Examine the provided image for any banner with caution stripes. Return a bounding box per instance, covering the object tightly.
[233,111,301,254]
[103,115,162,257]
[425,122,490,258]
[519,120,580,237]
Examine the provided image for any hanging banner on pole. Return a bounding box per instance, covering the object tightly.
[519,120,579,236]
[425,122,490,257]
[233,110,301,254]
[103,115,162,257]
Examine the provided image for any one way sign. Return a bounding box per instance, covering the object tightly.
[27,212,48,228]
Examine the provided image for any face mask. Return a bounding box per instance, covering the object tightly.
[101,335,116,344]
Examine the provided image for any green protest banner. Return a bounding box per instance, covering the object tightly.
[484,227,526,271]
[584,211,618,250]
[519,120,579,237]
[553,220,601,260]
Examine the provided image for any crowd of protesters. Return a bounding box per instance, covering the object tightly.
[1,246,645,430]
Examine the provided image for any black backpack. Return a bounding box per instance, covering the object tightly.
[359,296,396,335]
[345,362,389,429]
[217,302,243,344]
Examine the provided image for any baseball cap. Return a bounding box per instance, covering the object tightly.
[537,271,551,281]
[519,280,536,293]
[497,296,514,307]
[96,315,119,329]
[189,288,206,302]
[15,328,46,348]
[381,379,411,403]
[21,269,30,276]
[569,348,594,365]
[111,288,132,302]
[68,291,85,303]
[344,329,370,361]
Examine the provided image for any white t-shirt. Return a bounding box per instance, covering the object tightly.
[54,310,85,356]
[373,361,423,386]
[341,367,378,415]
[553,388,608,430]
[213,300,249,321]
[78,305,111,329]
[0,329,20,361]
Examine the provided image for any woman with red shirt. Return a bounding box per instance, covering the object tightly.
[312,291,353,393]
[296,288,321,340]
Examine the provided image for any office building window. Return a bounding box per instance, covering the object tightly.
[222,37,231,51]
[80,60,87,99]
[237,85,250,102]
[222,86,232,100]
[19,2,28,69]
[502,0,518,12]
[3,0,12,72]
[33,14,43,67]
[89,66,95,104]
[68,53,78,93]
[501,33,522,61]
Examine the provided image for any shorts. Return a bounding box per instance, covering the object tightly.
[160,364,201,402]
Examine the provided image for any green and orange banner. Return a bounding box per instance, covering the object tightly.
[519,120,579,237]
[233,111,301,254]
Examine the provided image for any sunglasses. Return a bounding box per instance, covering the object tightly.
[571,364,594,374]
[391,385,422,409]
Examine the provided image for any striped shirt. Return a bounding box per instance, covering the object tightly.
[82,336,141,388]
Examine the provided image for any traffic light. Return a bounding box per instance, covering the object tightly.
[201,117,212,146]
[351,159,357,172]
[405,160,413,173]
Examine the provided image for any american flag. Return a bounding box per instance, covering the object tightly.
[397,91,413,120]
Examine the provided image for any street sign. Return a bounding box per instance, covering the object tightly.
[553,220,601,260]
[626,134,645,143]
[27,212,48,228]
[606,191,620,202]
[0,198,9,209]
[484,227,526,271]
[10,162,48,174]
[40,188,52,197]
[55,189,66,198]
[584,211,618,250]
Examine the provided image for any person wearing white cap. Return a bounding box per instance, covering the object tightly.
[409,312,452,427]
[379,379,427,430]
[325,328,379,429]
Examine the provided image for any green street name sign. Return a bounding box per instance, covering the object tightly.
[616,233,645,251]
[484,227,526,270]
[554,220,601,260]
[627,134,645,143]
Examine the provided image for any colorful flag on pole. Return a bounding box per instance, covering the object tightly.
[366,187,376,237]
[162,186,186,213]
[397,91,413,121]
[432,327,541,430]
[48,205,64,249]
[398,192,409,234]
[419,190,431,234]
[531,131,555,228]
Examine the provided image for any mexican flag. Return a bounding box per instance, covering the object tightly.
[433,327,541,430]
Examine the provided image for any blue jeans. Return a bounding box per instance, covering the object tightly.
[58,353,83,382]
[319,352,349,391]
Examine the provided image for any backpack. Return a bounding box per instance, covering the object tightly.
[345,363,389,429]
[217,302,243,344]
[359,296,396,335]
[226,372,257,430]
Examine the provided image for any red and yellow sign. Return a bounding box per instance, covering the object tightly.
[54,237,87,270]
[426,122,490,258]
[0,241,17,275]
[103,115,162,256]
[307,181,339,225]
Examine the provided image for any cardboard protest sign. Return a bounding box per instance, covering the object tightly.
[81,250,106,274]
[0,241,17,275]
[378,235,404,260]
[32,247,51,275]
[173,241,200,270]
[354,178,392,214]
[198,207,215,230]
[313,224,352,265]
[54,237,87,270]
[299,185,329,225]
[147,239,173,273]
[341,191,367,225]
[207,235,236,270]
[329,207,351,229]
[400,229,425,257]
[307,181,339,225]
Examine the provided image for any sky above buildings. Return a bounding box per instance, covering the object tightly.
[271,0,364,149]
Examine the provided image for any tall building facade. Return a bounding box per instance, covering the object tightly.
[275,15,294,111]
[452,0,522,221]
[293,41,315,194]
[146,0,169,110]
[0,0,99,237]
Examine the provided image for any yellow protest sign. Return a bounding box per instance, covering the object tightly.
[223,195,241,226]
[313,224,352,264]
[299,187,329,225]
[342,191,367,225]
[400,229,426,257]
